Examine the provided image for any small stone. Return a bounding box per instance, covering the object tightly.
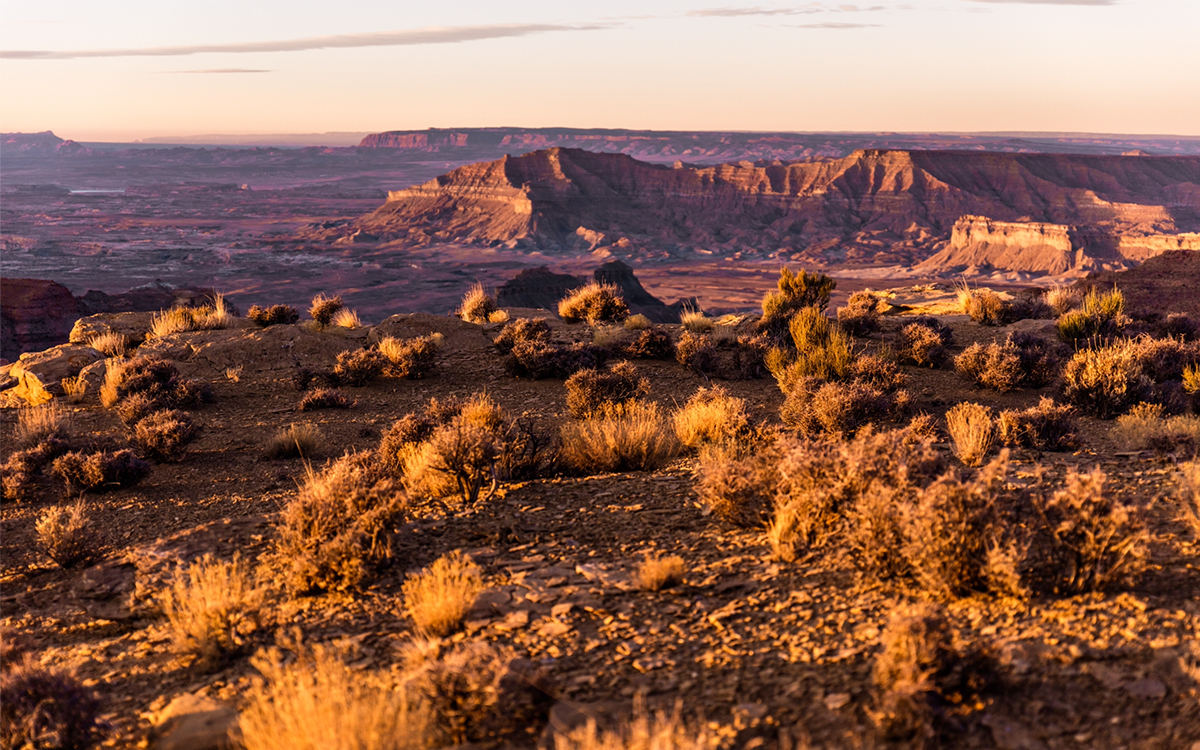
[823,693,851,710]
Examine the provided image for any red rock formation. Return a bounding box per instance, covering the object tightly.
[353,148,1200,271]
[1,278,80,361]
[357,130,471,149]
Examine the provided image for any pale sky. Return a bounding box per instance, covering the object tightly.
[1,0,1197,141]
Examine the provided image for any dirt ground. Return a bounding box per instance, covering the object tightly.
[2,302,1199,749]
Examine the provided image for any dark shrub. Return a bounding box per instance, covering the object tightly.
[623,327,675,360]
[849,354,906,393]
[111,356,211,412]
[309,294,344,328]
[1,655,105,750]
[1009,332,1064,387]
[132,409,199,462]
[1,439,70,502]
[837,291,884,336]
[456,283,497,324]
[1153,313,1198,341]
[557,283,629,324]
[998,397,1078,451]
[504,342,608,379]
[1009,294,1054,321]
[298,389,356,411]
[675,332,719,376]
[333,349,387,387]
[292,367,340,391]
[564,362,650,419]
[723,335,770,380]
[247,304,300,327]
[50,450,151,493]
[1130,336,1200,382]
[115,393,157,427]
[493,318,551,353]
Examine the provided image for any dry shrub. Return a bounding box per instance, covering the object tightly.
[1129,335,1200,383]
[955,333,1061,393]
[456,282,497,324]
[87,331,127,358]
[0,654,105,750]
[298,388,355,411]
[379,333,442,379]
[403,396,511,503]
[673,386,750,449]
[247,304,300,327]
[1056,287,1126,344]
[103,355,212,412]
[945,402,995,467]
[635,553,686,591]
[782,379,899,438]
[240,644,430,750]
[560,401,680,474]
[493,318,551,353]
[61,375,87,404]
[158,554,264,668]
[958,286,1010,326]
[132,409,199,462]
[333,348,386,386]
[558,283,629,324]
[624,313,652,331]
[1112,402,1200,451]
[565,361,650,418]
[14,405,68,449]
[680,309,713,333]
[331,308,362,329]
[50,449,150,494]
[554,699,716,750]
[674,331,719,376]
[900,322,950,368]
[225,366,243,383]
[1,439,70,502]
[402,551,484,637]
[759,267,835,341]
[592,325,626,349]
[624,327,675,360]
[837,290,885,336]
[505,341,608,379]
[767,307,855,390]
[36,501,97,569]
[1032,468,1147,592]
[1062,339,1152,418]
[265,424,325,460]
[1044,284,1083,316]
[272,452,408,594]
[1178,461,1200,539]
[997,397,1078,451]
[488,310,509,324]
[309,294,344,328]
[148,295,234,338]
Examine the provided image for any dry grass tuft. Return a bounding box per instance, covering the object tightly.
[1113,402,1200,451]
[247,304,300,327]
[14,404,68,449]
[1044,284,1084,316]
[673,386,750,449]
[945,402,995,467]
[402,551,484,637]
[378,334,442,379]
[553,699,717,750]
[456,282,498,324]
[309,293,344,328]
[635,553,686,591]
[560,401,681,474]
[264,424,326,459]
[36,501,98,569]
[240,644,430,750]
[60,374,88,404]
[297,388,355,411]
[148,295,234,338]
[624,313,652,331]
[680,309,713,333]
[558,283,630,324]
[87,331,127,358]
[957,284,1010,326]
[331,308,363,329]
[158,554,264,668]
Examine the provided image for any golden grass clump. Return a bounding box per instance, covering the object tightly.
[624,313,652,331]
[331,308,362,329]
[456,282,498,324]
[87,331,127,358]
[402,551,484,637]
[1113,402,1200,451]
[956,284,1010,326]
[148,294,234,338]
[158,554,264,667]
[378,333,443,379]
[565,361,650,419]
[309,293,344,328]
[35,501,97,569]
[591,325,627,349]
[672,386,750,449]
[487,309,510,324]
[1044,284,1084,316]
[14,404,68,448]
[635,553,686,591]
[60,374,88,404]
[679,309,713,333]
[239,644,431,750]
[99,358,127,408]
[558,282,630,324]
[264,423,326,460]
[1185,363,1200,395]
[559,401,681,474]
[945,402,995,467]
[554,699,717,750]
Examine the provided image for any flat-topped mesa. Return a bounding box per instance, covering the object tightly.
[351,147,1200,270]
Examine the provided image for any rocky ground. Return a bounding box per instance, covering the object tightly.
[1,291,1199,749]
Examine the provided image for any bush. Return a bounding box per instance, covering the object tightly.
[272,452,408,594]
[1009,294,1054,321]
[1062,340,1152,418]
[132,409,199,462]
[673,386,750,449]
[36,501,97,569]
[378,334,442,379]
[958,287,1010,326]
[1032,468,1147,592]
[504,341,608,379]
[1044,285,1083,316]
[413,421,502,505]
[377,400,459,473]
[1057,287,1126,344]
[264,424,325,460]
[767,308,855,391]
[558,283,629,324]
[1130,336,1200,383]
[1112,402,1200,451]
[402,551,484,637]
[333,349,387,387]
[309,294,344,328]
[624,327,675,360]
[158,554,264,668]
[624,314,652,331]
[456,282,497,324]
[493,318,551,353]
[240,645,430,750]
[565,362,649,418]
[247,304,300,327]
[635,553,686,591]
[1,655,105,750]
[298,388,355,412]
[104,355,212,412]
[1154,312,1198,341]
[1,439,70,502]
[13,405,68,449]
[672,331,717,376]
[998,398,1078,451]
[837,291,884,336]
[50,450,150,494]
[782,379,898,438]
[945,402,995,467]
[759,268,835,340]
[560,401,680,473]
[900,322,950,368]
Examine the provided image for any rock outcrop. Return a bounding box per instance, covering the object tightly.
[494,261,694,323]
[1,278,81,361]
[348,148,1200,272]
[5,344,103,404]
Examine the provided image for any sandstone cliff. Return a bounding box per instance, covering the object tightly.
[348,148,1200,271]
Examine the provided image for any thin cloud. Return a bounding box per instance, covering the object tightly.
[171,68,270,74]
[1,23,611,60]
[971,0,1115,5]
[785,21,883,27]
[688,4,887,16]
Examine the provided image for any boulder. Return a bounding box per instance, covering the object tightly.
[74,359,109,400]
[69,312,158,347]
[149,694,239,750]
[7,344,102,405]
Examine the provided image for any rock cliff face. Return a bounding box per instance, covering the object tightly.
[351,148,1200,272]
[0,278,80,361]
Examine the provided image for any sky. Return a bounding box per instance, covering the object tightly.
[1,0,1197,141]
